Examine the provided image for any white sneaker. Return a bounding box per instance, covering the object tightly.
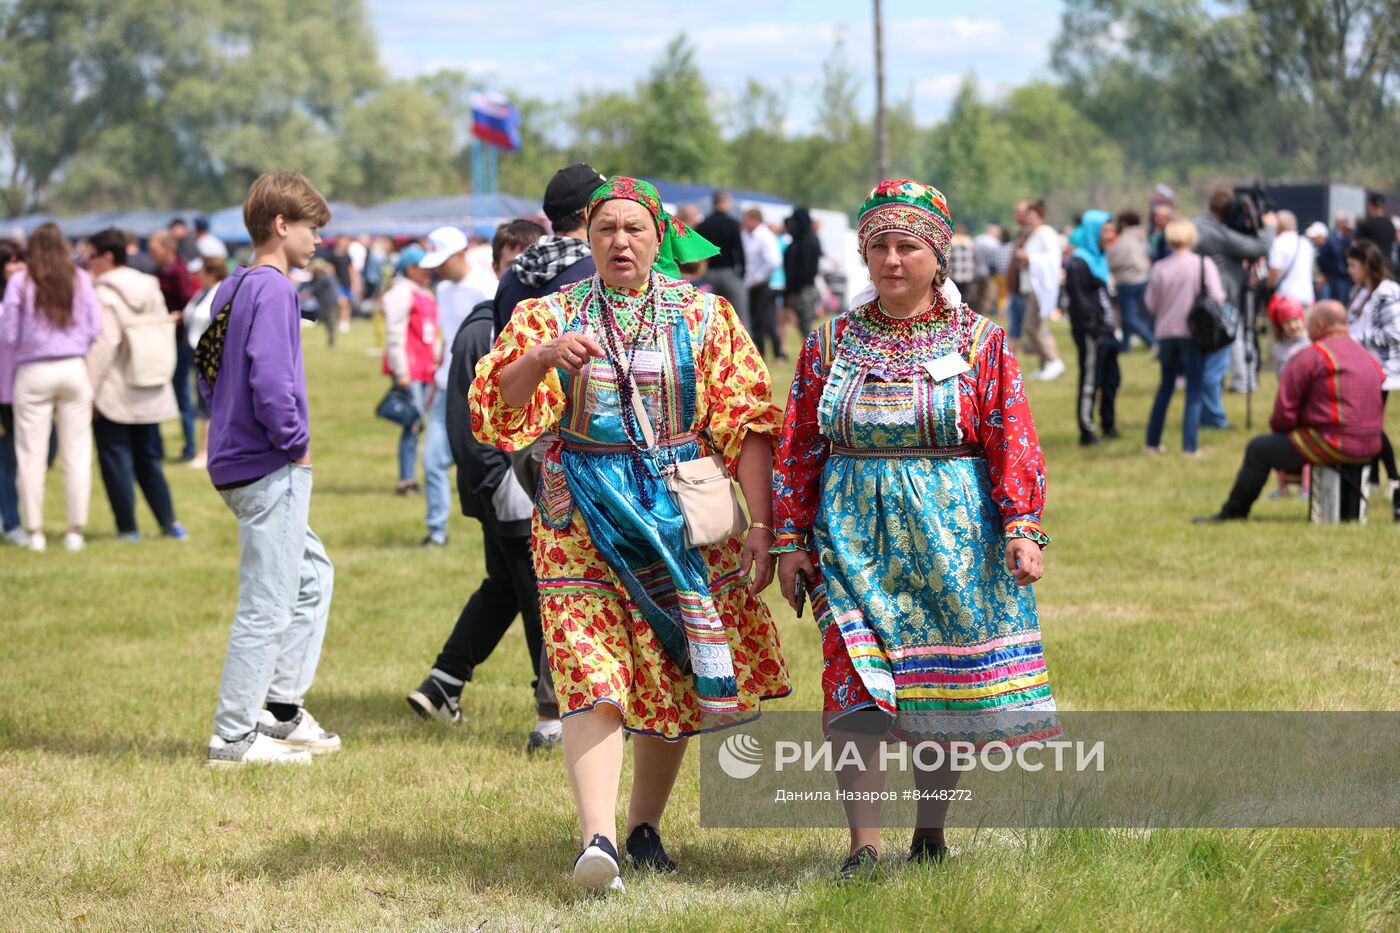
[338,321,351,334]
[3,527,28,546]
[27,532,46,553]
[256,708,342,755]
[63,532,84,553]
[188,455,207,469]
[1037,359,1066,381]
[206,732,312,768]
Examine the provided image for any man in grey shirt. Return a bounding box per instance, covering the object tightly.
[1194,187,1277,424]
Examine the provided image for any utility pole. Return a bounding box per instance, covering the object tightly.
[873,0,888,182]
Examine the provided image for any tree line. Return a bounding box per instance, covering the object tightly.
[3,0,1398,226]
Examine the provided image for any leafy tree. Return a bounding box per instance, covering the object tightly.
[335,81,456,204]
[632,35,727,183]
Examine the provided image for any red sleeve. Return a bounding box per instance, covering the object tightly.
[771,323,835,553]
[971,325,1050,546]
[1270,346,1316,433]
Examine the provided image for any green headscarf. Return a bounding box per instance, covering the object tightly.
[586,176,719,278]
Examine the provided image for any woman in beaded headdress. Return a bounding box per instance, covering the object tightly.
[772,180,1059,880]
[470,176,790,893]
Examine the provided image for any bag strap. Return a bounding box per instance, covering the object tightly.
[621,354,658,449]
[219,265,257,318]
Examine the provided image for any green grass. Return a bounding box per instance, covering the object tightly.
[2,317,1397,931]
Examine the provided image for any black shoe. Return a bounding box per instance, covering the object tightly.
[406,675,463,724]
[1079,433,1101,447]
[1103,427,1121,440]
[908,836,950,865]
[395,481,420,496]
[1192,511,1245,524]
[836,845,880,881]
[1392,488,1400,522]
[626,822,678,874]
[574,834,624,892]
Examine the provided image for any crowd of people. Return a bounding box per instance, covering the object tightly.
[2,161,1393,894]
[958,186,1398,522]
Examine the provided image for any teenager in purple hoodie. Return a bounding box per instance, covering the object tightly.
[199,173,339,767]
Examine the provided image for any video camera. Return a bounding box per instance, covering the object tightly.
[1223,182,1275,236]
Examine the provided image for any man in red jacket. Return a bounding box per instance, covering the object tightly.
[150,229,200,460]
[1196,300,1384,522]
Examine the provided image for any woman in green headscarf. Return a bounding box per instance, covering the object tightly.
[470,177,791,893]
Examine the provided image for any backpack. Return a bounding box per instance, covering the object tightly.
[97,281,177,388]
[194,269,256,389]
[1187,256,1236,353]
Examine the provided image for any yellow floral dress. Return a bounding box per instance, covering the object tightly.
[470,274,790,739]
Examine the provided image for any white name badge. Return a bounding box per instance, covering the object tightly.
[421,321,436,345]
[923,353,971,383]
[631,350,664,374]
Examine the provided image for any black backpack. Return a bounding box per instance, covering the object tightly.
[1187,256,1235,353]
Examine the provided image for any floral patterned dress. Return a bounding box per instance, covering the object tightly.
[471,274,790,739]
[773,296,1059,745]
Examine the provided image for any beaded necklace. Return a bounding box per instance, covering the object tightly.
[587,273,672,505]
[837,291,976,379]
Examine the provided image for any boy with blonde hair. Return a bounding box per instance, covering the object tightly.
[200,173,339,767]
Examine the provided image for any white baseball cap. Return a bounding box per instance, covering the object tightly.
[1304,221,1329,238]
[420,226,468,270]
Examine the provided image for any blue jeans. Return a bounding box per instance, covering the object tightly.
[172,338,196,460]
[213,463,334,741]
[397,381,431,484]
[1145,337,1205,452]
[1116,282,1154,351]
[93,416,177,534]
[1007,293,1026,340]
[422,385,453,537]
[1202,338,1233,428]
[0,405,19,532]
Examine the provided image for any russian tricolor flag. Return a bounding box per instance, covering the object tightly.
[471,92,522,152]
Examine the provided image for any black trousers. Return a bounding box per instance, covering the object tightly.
[94,416,177,534]
[748,283,781,359]
[434,512,558,717]
[1223,432,1307,517]
[1072,328,1120,439]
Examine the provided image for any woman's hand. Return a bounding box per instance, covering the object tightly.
[500,332,604,408]
[1005,538,1044,586]
[740,526,775,595]
[529,332,604,376]
[778,549,818,613]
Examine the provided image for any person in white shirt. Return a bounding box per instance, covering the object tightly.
[416,226,481,547]
[1017,201,1066,380]
[1267,211,1316,305]
[193,218,227,262]
[741,208,783,359]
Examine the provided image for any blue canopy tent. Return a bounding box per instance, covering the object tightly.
[334,192,541,239]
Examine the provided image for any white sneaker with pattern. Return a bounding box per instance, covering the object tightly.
[256,708,341,755]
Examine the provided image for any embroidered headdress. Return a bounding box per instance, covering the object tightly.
[857,179,955,266]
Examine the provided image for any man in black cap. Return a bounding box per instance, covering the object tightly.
[492,161,605,333]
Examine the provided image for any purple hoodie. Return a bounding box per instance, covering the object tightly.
[198,265,310,487]
[1,270,101,402]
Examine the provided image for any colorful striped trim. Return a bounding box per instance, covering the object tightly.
[1288,427,1373,465]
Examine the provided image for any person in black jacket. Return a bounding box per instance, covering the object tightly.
[783,206,823,340]
[695,189,750,331]
[492,162,604,334]
[407,220,565,753]
[1064,210,1121,446]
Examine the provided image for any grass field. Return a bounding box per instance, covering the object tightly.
[2,315,1397,931]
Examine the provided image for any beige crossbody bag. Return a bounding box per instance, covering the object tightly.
[624,363,747,549]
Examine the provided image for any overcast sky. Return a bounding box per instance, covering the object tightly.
[368,1,1066,130]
